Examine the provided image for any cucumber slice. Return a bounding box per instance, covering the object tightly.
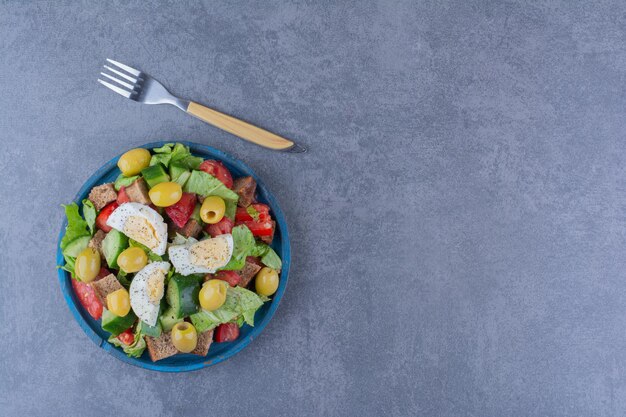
[166,274,201,319]
[138,319,162,338]
[141,163,170,188]
[102,230,128,269]
[101,308,137,336]
[159,307,183,332]
[63,236,90,257]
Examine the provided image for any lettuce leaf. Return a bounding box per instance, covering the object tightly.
[190,286,266,332]
[60,254,77,279]
[220,225,255,270]
[260,246,282,270]
[82,199,97,235]
[250,242,282,271]
[108,329,146,358]
[184,170,239,203]
[150,143,203,169]
[114,174,139,191]
[152,143,175,153]
[150,153,172,167]
[60,203,90,251]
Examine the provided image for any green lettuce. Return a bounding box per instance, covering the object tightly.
[190,286,266,332]
[183,170,239,218]
[82,199,97,235]
[220,225,255,270]
[150,143,203,169]
[113,174,139,191]
[260,246,282,270]
[108,329,146,358]
[60,203,91,253]
[60,254,77,279]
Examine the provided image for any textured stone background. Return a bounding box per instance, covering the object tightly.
[1,1,626,416]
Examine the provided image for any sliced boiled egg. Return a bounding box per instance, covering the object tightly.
[130,261,170,326]
[106,202,168,256]
[168,234,233,276]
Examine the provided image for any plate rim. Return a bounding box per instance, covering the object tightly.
[56,141,291,372]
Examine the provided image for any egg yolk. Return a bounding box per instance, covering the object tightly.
[123,216,159,250]
[146,269,165,304]
[189,237,231,270]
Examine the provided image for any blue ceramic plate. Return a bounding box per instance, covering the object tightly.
[57,141,290,372]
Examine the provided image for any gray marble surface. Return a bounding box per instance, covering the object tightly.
[1,1,626,416]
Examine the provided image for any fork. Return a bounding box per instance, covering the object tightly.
[98,59,306,153]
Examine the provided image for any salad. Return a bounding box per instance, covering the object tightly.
[59,143,282,361]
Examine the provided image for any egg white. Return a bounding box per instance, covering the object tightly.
[130,261,171,326]
[168,234,234,276]
[106,202,168,256]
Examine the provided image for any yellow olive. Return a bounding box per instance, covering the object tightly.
[199,279,228,311]
[171,322,198,353]
[117,247,148,273]
[117,148,151,176]
[75,247,101,283]
[148,181,183,207]
[106,288,131,317]
[200,196,226,224]
[255,267,279,296]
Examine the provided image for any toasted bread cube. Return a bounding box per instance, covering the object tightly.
[233,176,256,207]
[88,230,107,257]
[169,218,202,239]
[125,178,151,205]
[191,330,214,356]
[239,257,262,288]
[89,273,123,308]
[145,332,178,362]
[88,183,117,210]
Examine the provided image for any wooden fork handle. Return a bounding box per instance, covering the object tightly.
[187,102,295,151]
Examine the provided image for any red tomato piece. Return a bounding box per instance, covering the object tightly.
[210,271,242,287]
[95,267,111,280]
[71,278,103,320]
[116,186,130,204]
[205,217,234,237]
[165,192,197,228]
[96,201,119,233]
[215,323,240,343]
[235,204,271,222]
[117,328,134,345]
[199,160,234,189]
[236,219,274,236]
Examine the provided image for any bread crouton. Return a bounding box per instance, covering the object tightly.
[191,330,214,356]
[239,257,262,287]
[88,230,107,257]
[88,183,117,210]
[125,178,151,205]
[232,176,256,207]
[89,273,123,308]
[145,332,178,362]
[169,218,202,239]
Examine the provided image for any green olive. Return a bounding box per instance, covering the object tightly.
[117,247,148,273]
[171,322,198,353]
[117,148,151,176]
[199,279,228,311]
[75,247,101,283]
[255,267,279,296]
[106,288,131,317]
[200,196,226,224]
[148,182,183,207]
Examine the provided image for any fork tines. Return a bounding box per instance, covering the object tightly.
[98,59,143,99]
